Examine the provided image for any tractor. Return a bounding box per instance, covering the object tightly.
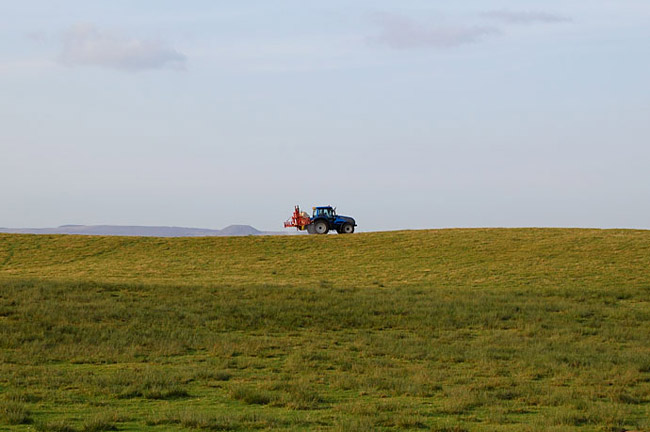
[284,205,356,234]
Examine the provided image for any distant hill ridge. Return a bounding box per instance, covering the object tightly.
[0,224,286,237]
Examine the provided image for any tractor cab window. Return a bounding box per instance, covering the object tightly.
[314,208,333,218]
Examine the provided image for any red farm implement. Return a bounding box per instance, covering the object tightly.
[284,206,312,231]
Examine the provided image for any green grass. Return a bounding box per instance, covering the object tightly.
[0,229,649,431]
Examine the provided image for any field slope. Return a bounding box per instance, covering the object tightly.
[0,229,649,431]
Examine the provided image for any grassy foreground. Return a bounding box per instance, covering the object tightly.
[0,229,649,431]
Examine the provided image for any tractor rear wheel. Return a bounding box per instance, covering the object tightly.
[341,223,354,234]
[313,220,329,235]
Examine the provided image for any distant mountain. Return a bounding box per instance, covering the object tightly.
[0,224,288,237]
[218,225,262,236]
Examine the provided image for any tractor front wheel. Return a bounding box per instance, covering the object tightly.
[341,223,354,234]
[313,220,329,235]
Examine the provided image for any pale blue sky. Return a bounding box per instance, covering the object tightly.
[1,1,649,231]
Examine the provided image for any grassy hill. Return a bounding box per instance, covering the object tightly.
[0,229,649,431]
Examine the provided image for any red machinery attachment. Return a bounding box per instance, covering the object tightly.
[284,205,312,231]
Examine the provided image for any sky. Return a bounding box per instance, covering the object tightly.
[1,0,649,232]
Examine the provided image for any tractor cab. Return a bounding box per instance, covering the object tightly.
[313,206,336,219]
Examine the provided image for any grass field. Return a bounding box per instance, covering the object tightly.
[0,229,649,431]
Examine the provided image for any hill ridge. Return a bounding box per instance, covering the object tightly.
[0,224,285,237]
[1,228,648,288]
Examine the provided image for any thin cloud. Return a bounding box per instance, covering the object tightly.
[59,24,186,72]
[25,31,48,42]
[370,13,499,49]
[482,10,571,24]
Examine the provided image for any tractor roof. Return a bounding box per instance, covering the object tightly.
[314,206,333,209]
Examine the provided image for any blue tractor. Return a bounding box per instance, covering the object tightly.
[284,205,357,234]
[307,206,356,235]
